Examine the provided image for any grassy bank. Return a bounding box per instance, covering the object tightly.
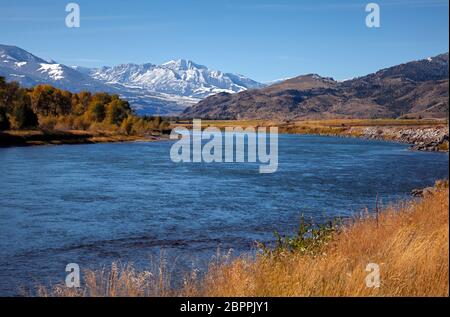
[3,118,447,148]
[187,183,448,297]
[40,181,449,297]
[178,118,447,130]
[174,118,449,152]
[0,129,166,147]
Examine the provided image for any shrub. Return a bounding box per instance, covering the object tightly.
[38,116,57,130]
[72,115,91,130]
[259,215,340,256]
[120,116,136,135]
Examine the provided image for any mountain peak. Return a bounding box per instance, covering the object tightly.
[162,58,207,70]
[264,73,337,92]
[0,44,47,64]
[88,58,262,99]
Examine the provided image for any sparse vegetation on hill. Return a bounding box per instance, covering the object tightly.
[183,53,449,120]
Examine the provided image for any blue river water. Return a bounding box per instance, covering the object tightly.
[0,134,448,295]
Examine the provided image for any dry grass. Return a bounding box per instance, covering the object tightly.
[40,184,449,297]
[172,119,448,143]
[186,186,449,297]
[37,258,174,297]
[178,118,447,130]
[277,118,448,136]
[288,118,447,127]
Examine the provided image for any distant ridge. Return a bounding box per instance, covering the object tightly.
[183,53,449,120]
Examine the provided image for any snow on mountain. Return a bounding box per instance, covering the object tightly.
[37,63,65,80]
[14,61,27,67]
[0,44,110,92]
[0,45,264,115]
[89,58,264,99]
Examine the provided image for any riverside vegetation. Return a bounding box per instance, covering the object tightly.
[179,119,449,152]
[0,76,170,146]
[38,180,449,297]
[1,74,447,150]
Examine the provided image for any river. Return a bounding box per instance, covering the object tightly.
[0,134,448,295]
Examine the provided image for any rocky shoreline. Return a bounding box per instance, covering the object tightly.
[350,126,449,152]
[411,179,448,197]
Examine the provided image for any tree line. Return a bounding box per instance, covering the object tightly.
[0,76,169,134]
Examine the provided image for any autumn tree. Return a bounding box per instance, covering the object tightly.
[72,91,91,115]
[29,85,72,116]
[0,76,170,134]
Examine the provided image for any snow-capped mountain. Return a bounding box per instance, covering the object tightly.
[88,59,263,99]
[0,44,109,92]
[0,44,263,115]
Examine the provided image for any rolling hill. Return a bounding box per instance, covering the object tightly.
[183,53,449,120]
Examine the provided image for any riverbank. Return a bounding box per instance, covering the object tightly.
[192,119,449,152]
[3,119,448,150]
[0,130,167,147]
[185,181,449,297]
[39,180,449,297]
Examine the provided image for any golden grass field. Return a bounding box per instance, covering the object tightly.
[39,181,449,297]
[177,118,447,129]
[173,118,449,151]
[4,118,447,148]
[173,118,448,138]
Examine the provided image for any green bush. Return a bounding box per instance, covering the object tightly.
[259,215,341,256]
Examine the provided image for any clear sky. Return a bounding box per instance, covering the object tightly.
[0,0,448,82]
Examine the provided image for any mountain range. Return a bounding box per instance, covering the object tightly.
[0,44,263,115]
[183,53,449,120]
[1,44,448,120]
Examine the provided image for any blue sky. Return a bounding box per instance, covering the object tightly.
[0,0,448,82]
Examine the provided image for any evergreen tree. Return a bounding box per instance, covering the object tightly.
[13,102,38,129]
[87,102,106,122]
[0,106,10,131]
[105,99,131,125]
